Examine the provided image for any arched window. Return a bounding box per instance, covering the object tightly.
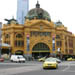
[32,43,50,51]
[5,34,10,38]
[16,34,23,38]
[56,35,60,39]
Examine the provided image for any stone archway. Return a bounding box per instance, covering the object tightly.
[15,50,23,55]
[32,43,50,59]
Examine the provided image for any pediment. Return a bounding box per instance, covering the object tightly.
[30,20,53,29]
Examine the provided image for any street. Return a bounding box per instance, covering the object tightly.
[0,61,75,75]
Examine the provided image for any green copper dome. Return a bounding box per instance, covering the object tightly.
[26,1,51,21]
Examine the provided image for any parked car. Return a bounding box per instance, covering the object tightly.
[0,58,4,62]
[10,55,26,63]
[43,58,58,69]
[38,57,46,62]
[1,54,9,60]
[67,57,75,61]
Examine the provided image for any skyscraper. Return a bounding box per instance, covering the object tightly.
[17,0,29,24]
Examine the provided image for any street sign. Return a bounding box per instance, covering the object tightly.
[52,35,55,51]
[52,40,55,43]
[27,34,29,38]
[58,48,60,52]
[52,34,56,38]
[27,34,30,52]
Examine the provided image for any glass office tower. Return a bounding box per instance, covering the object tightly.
[17,0,29,24]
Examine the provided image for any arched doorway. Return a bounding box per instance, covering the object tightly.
[32,43,50,59]
[15,50,23,55]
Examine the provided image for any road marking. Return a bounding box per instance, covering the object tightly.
[0,65,42,75]
[49,70,75,73]
[59,61,75,72]
[62,64,70,71]
[66,70,75,73]
[0,61,75,74]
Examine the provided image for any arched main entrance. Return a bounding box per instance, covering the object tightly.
[32,43,50,59]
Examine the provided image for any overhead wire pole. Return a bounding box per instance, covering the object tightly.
[0,45,1,58]
[0,22,2,58]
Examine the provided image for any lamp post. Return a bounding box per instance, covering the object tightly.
[9,47,11,57]
[0,49,1,58]
[57,48,61,59]
[0,44,2,58]
[57,48,63,60]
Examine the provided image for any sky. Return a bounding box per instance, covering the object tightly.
[0,0,75,33]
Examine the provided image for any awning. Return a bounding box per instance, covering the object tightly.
[0,43,11,48]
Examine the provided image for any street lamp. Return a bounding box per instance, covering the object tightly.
[57,48,61,58]
[57,48,63,59]
[0,44,2,58]
[9,47,11,56]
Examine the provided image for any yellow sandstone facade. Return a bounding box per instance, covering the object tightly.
[2,2,75,59]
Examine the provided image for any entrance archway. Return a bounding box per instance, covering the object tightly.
[32,43,50,59]
[15,50,23,55]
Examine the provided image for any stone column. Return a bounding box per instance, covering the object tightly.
[67,37,69,54]
[61,35,65,55]
[51,31,56,57]
[10,31,15,54]
[24,28,32,60]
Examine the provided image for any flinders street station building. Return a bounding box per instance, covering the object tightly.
[1,2,75,59]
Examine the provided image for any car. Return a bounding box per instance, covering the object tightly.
[0,58,4,62]
[38,57,46,62]
[47,57,61,63]
[10,55,26,63]
[67,57,75,61]
[72,59,75,61]
[43,58,58,69]
[67,57,73,61]
[52,57,61,63]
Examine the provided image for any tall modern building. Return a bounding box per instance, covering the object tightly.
[17,0,29,24]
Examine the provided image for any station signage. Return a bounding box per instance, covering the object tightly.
[52,34,55,51]
[27,34,30,51]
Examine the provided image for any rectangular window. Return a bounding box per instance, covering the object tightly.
[30,31,51,37]
[56,41,62,47]
[15,40,24,47]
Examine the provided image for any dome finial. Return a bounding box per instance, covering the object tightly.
[36,0,40,8]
